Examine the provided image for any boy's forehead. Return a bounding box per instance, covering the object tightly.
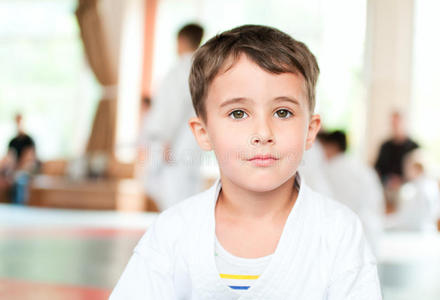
[207,54,307,107]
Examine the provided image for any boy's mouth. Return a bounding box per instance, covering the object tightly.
[247,154,280,167]
[248,154,279,161]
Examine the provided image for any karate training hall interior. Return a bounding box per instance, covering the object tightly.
[1,0,440,299]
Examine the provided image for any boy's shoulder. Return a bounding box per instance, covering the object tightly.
[302,184,363,234]
[165,180,217,222]
[305,184,376,266]
[301,185,378,285]
[135,182,218,253]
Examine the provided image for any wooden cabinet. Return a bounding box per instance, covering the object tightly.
[28,175,146,211]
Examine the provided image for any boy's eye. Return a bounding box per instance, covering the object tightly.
[274,109,292,119]
[229,110,248,120]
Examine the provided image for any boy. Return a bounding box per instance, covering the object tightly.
[110,25,382,299]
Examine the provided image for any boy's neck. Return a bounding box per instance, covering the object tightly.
[217,175,298,221]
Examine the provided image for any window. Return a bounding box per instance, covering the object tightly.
[412,0,440,174]
[0,0,99,160]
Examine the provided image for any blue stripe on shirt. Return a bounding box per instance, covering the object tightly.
[229,285,250,290]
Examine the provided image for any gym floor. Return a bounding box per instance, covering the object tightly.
[0,205,154,300]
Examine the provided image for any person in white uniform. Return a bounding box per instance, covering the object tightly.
[318,130,385,254]
[141,23,204,210]
[387,149,440,232]
[111,25,382,299]
[299,139,333,197]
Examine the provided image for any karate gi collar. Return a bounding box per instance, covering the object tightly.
[192,173,307,299]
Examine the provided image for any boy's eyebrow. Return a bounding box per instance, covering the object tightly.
[219,97,252,108]
[218,96,300,108]
[273,96,301,106]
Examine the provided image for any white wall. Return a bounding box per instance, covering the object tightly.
[364,0,415,163]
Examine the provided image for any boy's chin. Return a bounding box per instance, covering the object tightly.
[238,175,294,193]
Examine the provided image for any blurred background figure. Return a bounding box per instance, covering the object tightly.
[141,23,204,210]
[299,136,333,197]
[0,113,39,204]
[137,95,152,164]
[137,95,159,212]
[386,149,440,232]
[139,96,152,126]
[319,130,385,253]
[8,113,37,170]
[375,111,419,212]
[0,151,15,203]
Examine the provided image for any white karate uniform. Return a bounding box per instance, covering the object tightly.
[110,176,382,299]
[387,175,440,232]
[323,154,385,253]
[141,53,202,210]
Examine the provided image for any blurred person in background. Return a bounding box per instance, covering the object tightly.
[138,96,152,165]
[0,152,15,203]
[141,23,204,210]
[375,111,418,211]
[0,113,39,204]
[319,130,384,253]
[386,149,440,232]
[137,96,159,212]
[299,135,333,197]
[8,113,36,169]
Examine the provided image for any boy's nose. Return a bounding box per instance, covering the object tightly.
[250,135,275,146]
[250,115,275,146]
[250,117,275,146]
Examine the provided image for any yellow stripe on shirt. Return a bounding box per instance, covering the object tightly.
[219,274,260,280]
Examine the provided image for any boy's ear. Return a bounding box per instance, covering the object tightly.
[305,114,321,150]
[188,117,213,151]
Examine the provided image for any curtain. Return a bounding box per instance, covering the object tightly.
[76,0,118,158]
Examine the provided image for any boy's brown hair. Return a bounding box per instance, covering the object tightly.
[189,25,320,122]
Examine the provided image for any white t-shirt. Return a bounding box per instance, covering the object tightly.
[110,176,382,300]
[215,236,272,297]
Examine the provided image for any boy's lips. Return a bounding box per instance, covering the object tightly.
[247,154,279,161]
[247,154,279,167]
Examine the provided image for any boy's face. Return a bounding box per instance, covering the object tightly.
[189,54,321,192]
